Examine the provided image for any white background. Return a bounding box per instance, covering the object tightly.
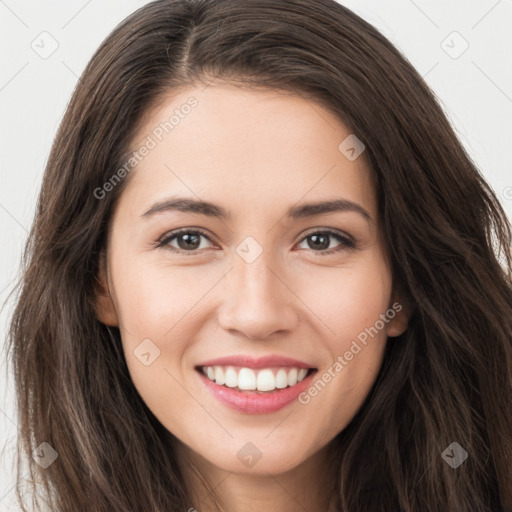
[1,0,511,509]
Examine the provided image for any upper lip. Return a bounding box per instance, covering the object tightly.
[196,354,315,370]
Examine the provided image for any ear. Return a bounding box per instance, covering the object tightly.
[93,252,119,327]
[386,295,412,338]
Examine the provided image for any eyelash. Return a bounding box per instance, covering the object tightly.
[154,227,356,256]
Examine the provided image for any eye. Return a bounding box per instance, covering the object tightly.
[156,228,216,255]
[155,228,356,255]
[296,229,356,255]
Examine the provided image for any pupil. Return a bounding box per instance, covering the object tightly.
[179,233,200,250]
[310,234,329,250]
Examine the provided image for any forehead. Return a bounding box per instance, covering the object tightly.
[116,84,376,222]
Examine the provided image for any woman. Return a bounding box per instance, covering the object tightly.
[6,0,512,510]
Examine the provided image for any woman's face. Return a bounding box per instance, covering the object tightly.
[95,83,409,475]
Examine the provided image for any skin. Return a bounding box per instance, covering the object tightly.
[94,82,410,512]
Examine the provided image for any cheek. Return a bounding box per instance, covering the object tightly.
[302,259,392,343]
[111,255,213,339]
[297,256,391,401]
[110,261,204,429]
[110,259,222,415]
[300,262,392,416]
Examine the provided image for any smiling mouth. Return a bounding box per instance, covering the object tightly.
[195,365,317,393]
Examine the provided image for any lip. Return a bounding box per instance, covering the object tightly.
[197,369,317,414]
[196,354,314,369]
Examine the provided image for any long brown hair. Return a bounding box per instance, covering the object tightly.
[5,0,512,510]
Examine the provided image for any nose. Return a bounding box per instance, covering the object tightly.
[217,251,299,341]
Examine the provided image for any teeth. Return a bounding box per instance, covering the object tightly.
[201,365,311,392]
[287,368,298,386]
[224,367,238,388]
[238,368,256,390]
[257,369,275,391]
[214,366,225,386]
[275,369,288,389]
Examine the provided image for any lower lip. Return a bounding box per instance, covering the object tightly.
[197,369,317,414]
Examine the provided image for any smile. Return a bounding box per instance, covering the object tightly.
[200,365,310,392]
[194,355,317,414]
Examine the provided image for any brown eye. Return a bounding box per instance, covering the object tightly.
[296,230,356,254]
[155,228,356,256]
[157,229,215,254]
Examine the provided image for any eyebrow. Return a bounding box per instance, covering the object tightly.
[140,197,372,222]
